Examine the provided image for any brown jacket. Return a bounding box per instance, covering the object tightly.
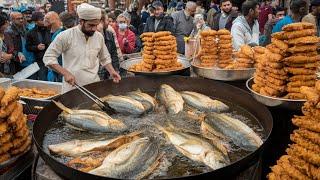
[211,11,239,31]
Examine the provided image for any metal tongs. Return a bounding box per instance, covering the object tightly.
[74,83,114,114]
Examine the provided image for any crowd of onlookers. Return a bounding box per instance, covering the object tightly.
[0,0,319,82]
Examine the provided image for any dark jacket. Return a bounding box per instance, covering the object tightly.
[211,11,239,31]
[26,26,51,66]
[0,40,16,75]
[129,11,142,34]
[99,28,120,79]
[4,24,25,71]
[143,15,174,33]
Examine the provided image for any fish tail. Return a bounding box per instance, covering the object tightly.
[52,100,73,114]
[154,124,167,133]
[127,131,143,137]
[162,119,177,131]
[135,152,164,180]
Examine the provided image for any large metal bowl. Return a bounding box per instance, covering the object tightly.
[120,55,191,76]
[191,60,255,81]
[246,77,306,110]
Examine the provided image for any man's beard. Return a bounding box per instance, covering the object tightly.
[81,26,95,36]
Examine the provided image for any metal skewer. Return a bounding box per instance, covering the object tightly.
[74,83,114,113]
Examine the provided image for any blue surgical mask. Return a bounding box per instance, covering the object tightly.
[119,23,128,30]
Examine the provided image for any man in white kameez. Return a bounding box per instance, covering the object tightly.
[43,3,121,92]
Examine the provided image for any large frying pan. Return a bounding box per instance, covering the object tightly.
[32,76,273,179]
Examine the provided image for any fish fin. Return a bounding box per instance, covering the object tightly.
[167,121,175,129]
[154,124,166,132]
[136,88,142,92]
[166,119,201,135]
[126,131,143,137]
[53,100,73,114]
[202,132,230,157]
[135,152,164,180]
[66,123,86,131]
[201,121,226,140]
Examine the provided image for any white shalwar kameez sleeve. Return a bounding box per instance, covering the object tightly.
[43,26,112,92]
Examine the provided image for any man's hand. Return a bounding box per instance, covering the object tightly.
[37,43,46,50]
[0,53,12,63]
[18,52,26,63]
[63,71,76,86]
[123,38,128,46]
[110,71,121,83]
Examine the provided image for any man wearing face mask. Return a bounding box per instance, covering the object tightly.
[26,11,51,80]
[115,13,136,54]
[171,1,197,54]
[143,1,174,33]
[43,3,121,92]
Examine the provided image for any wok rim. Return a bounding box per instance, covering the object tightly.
[32,76,273,179]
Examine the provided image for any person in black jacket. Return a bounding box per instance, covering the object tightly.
[98,11,120,80]
[211,0,239,31]
[143,1,174,33]
[26,11,51,80]
[128,3,142,35]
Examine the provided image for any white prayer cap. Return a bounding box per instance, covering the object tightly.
[77,3,101,20]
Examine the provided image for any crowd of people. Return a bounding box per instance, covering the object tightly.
[0,0,319,85]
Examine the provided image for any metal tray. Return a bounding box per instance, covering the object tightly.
[11,79,62,102]
[246,77,306,110]
[191,59,255,81]
[0,143,31,169]
[120,55,191,76]
[0,78,12,89]
[123,52,142,60]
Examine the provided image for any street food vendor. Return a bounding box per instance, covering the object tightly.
[43,3,121,92]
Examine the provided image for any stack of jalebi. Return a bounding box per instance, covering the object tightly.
[268,81,320,180]
[198,30,218,67]
[251,46,267,93]
[130,32,156,72]
[283,22,320,99]
[0,86,31,163]
[226,45,254,70]
[130,31,182,72]
[153,31,182,71]
[217,29,233,68]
